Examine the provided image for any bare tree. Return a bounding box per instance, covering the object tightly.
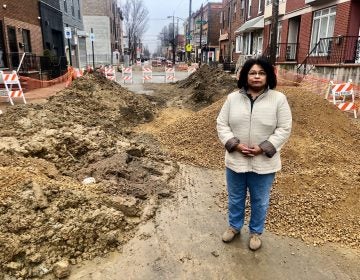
[158,24,176,59]
[122,0,149,63]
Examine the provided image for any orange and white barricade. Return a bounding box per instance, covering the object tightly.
[104,66,116,81]
[165,67,176,83]
[0,70,26,105]
[122,66,133,84]
[142,66,152,83]
[73,68,84,78]
[326,79,357,118]
[187,66,197,76]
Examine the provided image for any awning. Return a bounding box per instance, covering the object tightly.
[235,16,264,33]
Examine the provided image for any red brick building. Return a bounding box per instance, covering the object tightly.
[0,0,43,69]
[263,0,360,72]
[233,0,265,63]
[191,2,222,63]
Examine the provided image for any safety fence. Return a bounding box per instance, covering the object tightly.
[276,68,359,118]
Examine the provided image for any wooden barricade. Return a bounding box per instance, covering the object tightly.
[0,70,26,105]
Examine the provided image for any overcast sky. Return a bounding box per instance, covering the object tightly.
[139,0,217,53]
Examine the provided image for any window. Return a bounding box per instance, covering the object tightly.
[256,36,263,55]
[248,0,252,18]
[310,6,336,55]
[244,33,252,55]
[71,0,75,16]
[258,0,263,13]
[64,0,68,13]
[236,35,243,53]
[22,29,32,53]
[277,21,282,56]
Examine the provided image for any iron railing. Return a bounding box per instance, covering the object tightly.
[6,53,68,79]
[297,36,360,74]
[262,43,299,62]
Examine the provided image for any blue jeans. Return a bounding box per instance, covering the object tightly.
[226,168,275,234]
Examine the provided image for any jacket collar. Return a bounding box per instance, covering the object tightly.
[239,87,270,99]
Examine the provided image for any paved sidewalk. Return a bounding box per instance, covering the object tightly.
[0,82,67,113]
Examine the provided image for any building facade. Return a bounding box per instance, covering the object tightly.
[81,0,123,65]
[0,0,43,69]
[60,0,87,68]
[262,0,360,79]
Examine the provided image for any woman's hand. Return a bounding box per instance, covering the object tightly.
[236,144,263,157]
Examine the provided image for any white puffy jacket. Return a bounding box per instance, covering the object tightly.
[217,88,292,174]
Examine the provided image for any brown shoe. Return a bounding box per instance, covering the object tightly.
[222,227,240,243]
[249,233,262,250]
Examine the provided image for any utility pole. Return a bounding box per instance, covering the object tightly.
[187,0,192,61]
[172,15,176,65]
[199,4,203,65]
[91,28,95,69]
[269,0,279,65]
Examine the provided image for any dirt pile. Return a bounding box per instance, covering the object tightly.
[0,74,178,279]
[177,64,238,109]
[150,86,360,249]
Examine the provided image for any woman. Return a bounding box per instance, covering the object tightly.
[216,57,292,251]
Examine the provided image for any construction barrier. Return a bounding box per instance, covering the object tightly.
[0,70,26,105]
[122,67,133,84]
[104,66,116,81]
[326,80,357,118]
[187,66,197,76]
[142,66,152,83]
[165,67,176,82]
[177,63,188,71]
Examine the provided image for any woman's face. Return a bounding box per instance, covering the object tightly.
[247,64,267,92]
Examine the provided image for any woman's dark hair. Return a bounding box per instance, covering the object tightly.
[237,57,277,90]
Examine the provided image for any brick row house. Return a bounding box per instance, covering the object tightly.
[193,0,357,79]
[0,0,43,70]
[0,0,124,79]
[216,0,360,78]
[191,2,222,63]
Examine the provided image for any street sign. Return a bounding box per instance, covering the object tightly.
[186,34,193,40]
[186,44,192,52]
[64,27,72,39]
[89,33,95,42]
[195,20,207,25]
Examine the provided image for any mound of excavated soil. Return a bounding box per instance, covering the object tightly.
[0,74,178,279]
[177,64,238,109]
[150,86,360,249]
[143,65,237,111]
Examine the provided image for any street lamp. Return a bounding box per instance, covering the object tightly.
[167,15,176,65]
[167,15,186,64]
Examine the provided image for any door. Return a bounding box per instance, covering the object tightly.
[356,27,360,63]
[0,21,6,68]
[7,26,19,68]
[287,17,300,61]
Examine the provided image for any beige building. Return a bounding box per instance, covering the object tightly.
[81,0,123,65]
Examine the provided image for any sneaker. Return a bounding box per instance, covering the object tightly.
[249,233,262,251]
[222,227,240,243]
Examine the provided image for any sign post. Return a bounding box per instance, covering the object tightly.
[64,26,72,66]
[90,28,95,69]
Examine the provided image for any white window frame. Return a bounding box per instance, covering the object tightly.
[236,35,243,53]
[244,33,252,56]
[277,21,282,57]
[248,0,252,18]
[256,36,263,55]
[310,6,336,56]
[258,0,263,14]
